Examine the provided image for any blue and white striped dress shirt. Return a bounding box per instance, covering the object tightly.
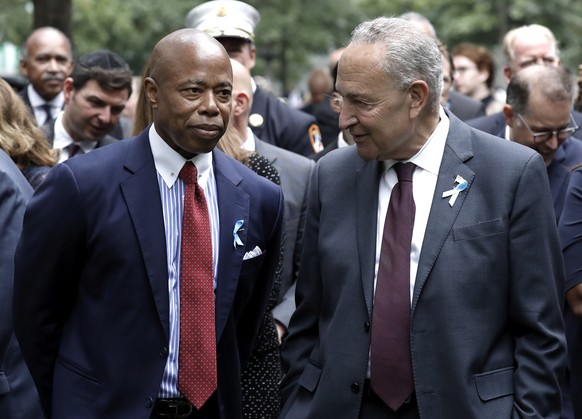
[148,125,220,398]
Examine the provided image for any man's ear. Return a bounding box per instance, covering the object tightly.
[19,59,28,78]
[232,91,251,117]
[63,78,74,104]
[143,77,158,110]
[503,104,516,127]
[408,80,429,119]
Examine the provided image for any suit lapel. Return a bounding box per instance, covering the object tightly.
[213,150,249,342]
[356,158,382,317]
[120,132,170,338]
[412,114,475,311]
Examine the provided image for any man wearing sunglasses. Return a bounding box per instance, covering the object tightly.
[503,64,582,225]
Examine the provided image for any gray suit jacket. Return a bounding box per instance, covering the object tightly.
[280,111,566,418]
[254,137,314,327]
[0,150,43,418]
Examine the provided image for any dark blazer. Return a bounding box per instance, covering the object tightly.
[548,137,582,223]
[465,113,582,223]
[0,150,44,419]
[280,112,566,418]
[17,86,33,111]
[42,119,118,151]
[13,129,284,419]
[447,90,485,121]
[250,86,321,157]
[558,167,582,419]
[254,137,314,328]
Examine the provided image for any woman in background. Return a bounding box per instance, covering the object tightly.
[0,78,57,189]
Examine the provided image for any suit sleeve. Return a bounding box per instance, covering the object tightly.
[508,153,567,418]
[279,164,322,407]
[559,168,582,291]
[13,163,86,415]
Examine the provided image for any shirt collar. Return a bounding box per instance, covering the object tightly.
[242,127,256,151]
[53,111,97,152]
[149,124,213,189]
[28,84,64,109]
[384,106,449,175]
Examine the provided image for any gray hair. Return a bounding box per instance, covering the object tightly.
[350,17,443,113]
[503,24,559,67]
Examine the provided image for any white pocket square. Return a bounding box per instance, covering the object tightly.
[243,246,263,260]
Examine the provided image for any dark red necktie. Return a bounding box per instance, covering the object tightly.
[370,162,416,410]
[65,143,80,158]
[178,161,217,408]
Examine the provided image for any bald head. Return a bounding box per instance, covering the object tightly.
[149,29,230,82]
[144,28,233,158]
[230,58,253,99]
[506,65,571,115]
[20,26,73,101]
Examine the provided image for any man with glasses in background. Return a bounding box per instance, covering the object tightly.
[468,23,582,136]
[503,65,582,225]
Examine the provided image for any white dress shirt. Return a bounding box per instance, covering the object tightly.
[148,124,220,398]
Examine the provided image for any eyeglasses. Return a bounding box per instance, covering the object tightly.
[516,113,579,143]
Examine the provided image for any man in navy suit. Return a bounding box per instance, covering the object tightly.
[13,29,283,419]
[503,65,582,224]
[0,150,43,418]
[280,17,565,418]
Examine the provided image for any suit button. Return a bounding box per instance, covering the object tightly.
[351,382,360,393]
[160,347,168,358]
[145,397,154,408]
[364,321,370,332]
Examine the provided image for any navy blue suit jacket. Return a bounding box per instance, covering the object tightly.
[250,86,321,157]
[13,129,284,418]
[466,112,582,223]
[0,150,43,418]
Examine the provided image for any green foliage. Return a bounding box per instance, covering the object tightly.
[72,0,192,74]
[0,0,32,45]
[1,0,581,89]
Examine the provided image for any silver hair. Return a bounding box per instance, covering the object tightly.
[350,17,443,113]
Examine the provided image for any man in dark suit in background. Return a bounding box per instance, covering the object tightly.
[18,27,73,126]
[503,65,582,224]
[43,49,133,162]
[467,24,582,135]
[280,17,565,418]
[0,150,43,419]
[13,29,283,419]
[186,0,324,157]
[229,58,314,339]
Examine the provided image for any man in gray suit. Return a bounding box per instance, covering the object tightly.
[229,59,314,339]
[0,149,43,418]
[280,17,566,418]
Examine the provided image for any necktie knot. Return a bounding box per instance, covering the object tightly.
[180,161,198,186]
[40,103,53,125]
[394,162,415,183]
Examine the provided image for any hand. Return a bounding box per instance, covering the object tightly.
[566,283,582,318]
[276,321,287,345]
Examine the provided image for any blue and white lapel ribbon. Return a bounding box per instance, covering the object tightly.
[442,175,468,207]
[233,219,245,249]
